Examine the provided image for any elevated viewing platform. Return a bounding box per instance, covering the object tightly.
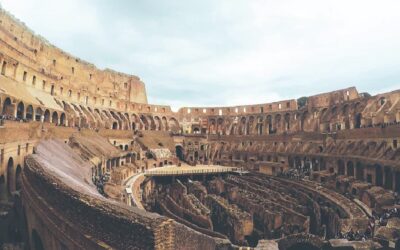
[144,165,238,177]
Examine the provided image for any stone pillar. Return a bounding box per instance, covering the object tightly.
[13,106,17,118]
[32,108,36,121]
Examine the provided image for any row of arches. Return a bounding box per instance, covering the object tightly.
[336,160,398,191]
[1,97,66,125]
[0,95,180,132]
[206,108,366,136]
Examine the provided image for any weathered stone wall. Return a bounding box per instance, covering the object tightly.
[205,194,253,245]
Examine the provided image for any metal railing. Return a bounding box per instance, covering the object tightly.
[145,167,238,176]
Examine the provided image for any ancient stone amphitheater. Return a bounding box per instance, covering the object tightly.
[0,7,399,250]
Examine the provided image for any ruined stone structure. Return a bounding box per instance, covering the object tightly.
[0,7,400,250]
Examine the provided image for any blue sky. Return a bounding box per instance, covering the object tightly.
[2,0,400,110]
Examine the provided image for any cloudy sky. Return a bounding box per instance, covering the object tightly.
[1,0,400,110]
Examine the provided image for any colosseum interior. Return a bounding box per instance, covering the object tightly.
[0,6,399,250]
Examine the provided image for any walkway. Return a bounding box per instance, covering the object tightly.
[144,164,238,177]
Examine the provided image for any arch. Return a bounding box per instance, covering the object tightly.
[354,113,362,128]
[154,116,162,130]
[217,118,224,134]
[239,117,246,135]
[25,105,34,120]
[140,115,149,130]
[112,122,118,130]
[124,145,129,151]
[2,97,13,117]
[51,111,58,124]
[16,102,25,119]
[284,113,290,131]
[247,116,254,135]
[346,161,354,177]
[168,118,180,132]
[176,145,184,161]
[356,162,364,181]
[375,164,383,186]
[209,119,216,134]
[147,115,156,130]
[60,113,66,126]
[7,157,14,196]
[301,111,309,131]
[341,104,349,116]
[384,166,393,190]
[256,116,263,135]
[15,165,22,191]
[396,172,400,192]
[161,116,168,131]
[266,115,273,134]
[35,107,43,121]
[32,229,45,250]
[274,114,281,133]
[43,110,50,123]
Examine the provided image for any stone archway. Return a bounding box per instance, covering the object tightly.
[16,102,25,120]
[35,108,43,121]
[52,111,59,124]
[375,164,383,187]
[2,97,13,117]
[356,162,364,181]
[176,145,184,161]
[43,110,50,123]
[26,105,34,120]
[60,113,66,126]
[347,161,354,177]
[384,166,393,190]
[354,113,362,128]
[112,122,118,130]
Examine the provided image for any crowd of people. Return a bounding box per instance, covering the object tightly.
[337,227,373,242]
[93,173,109,196]
[0,114,28,122]
[374,207,400,226]
[338,208,400,241]
[360,121,400,129]
[278,164,310,180]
